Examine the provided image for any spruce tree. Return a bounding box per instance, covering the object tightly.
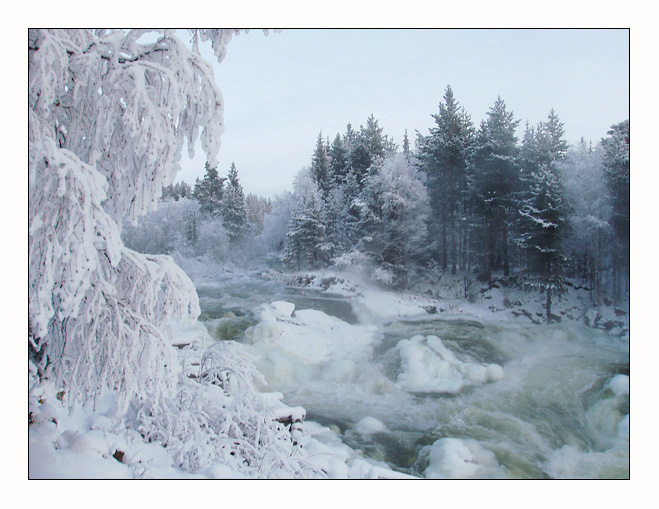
[348,143,372,189]
[221,162,248,243]
[329,133,349,185]
[185,209,198,246]
[194,161,225,217]
[310,131,331,195]
[285,193,326,270]
[402,129,411,162]
[361,114,386,162]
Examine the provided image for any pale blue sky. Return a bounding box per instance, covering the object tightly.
[178,28,629,198]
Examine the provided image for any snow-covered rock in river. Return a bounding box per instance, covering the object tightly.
[396,335,504,394]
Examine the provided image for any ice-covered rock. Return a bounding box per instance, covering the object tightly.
[607,374,629,396]
[396,335,504,394]
[353,416,388,435]
[424,438,505,479]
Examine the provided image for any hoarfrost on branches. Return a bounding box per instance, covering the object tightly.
[28,29,237,410]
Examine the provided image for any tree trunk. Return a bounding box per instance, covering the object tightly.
[502,218,510,277]
[545,257,552,323]
[441,220,448,270]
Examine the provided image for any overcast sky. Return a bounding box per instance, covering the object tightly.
[177,28,629,198]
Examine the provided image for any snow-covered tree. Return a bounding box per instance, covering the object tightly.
[360,114,387,162]
[284,170,327,270]
[194,161,226,217]
[516,110,569,321]
[309,131,331,195]
[323,183,357,260]
[358,154,430,288]
[28,28,245,411]
[162,181,193,201]
[601,119,630,303]
[402,129,411,162]
[122,197,199,255]
[245,193,272,235]
[329,133,349,185]
[221,162,248,243]
[559,141,612,306]
[259,191,295,253]
[416,85,474,274]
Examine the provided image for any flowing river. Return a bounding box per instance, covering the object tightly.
[194,270,630,479]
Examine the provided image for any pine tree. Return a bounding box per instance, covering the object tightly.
[347,143,372,189]
[194,161,225,217]
[601,119,630,303]
[416,85,474,274]
[161,181,192,201]
[323,184,356,260]
[245,194,272,235]
[185,208,198,246]
[517,110,569,321]
[221,162,248,243]
[470,97,520,279]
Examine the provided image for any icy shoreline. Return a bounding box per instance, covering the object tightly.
[261,268,629,340]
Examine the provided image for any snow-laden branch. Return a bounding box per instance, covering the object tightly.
[29,136,200,412]
[28,29,231,412]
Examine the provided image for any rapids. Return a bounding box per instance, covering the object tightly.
[195,271,629,479]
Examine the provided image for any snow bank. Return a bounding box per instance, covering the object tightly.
[424,438,506,479]
[396,335,504,394]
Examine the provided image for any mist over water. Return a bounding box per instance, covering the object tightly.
[196,272,629,479]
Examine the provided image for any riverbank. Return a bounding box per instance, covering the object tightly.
[261,267,630,341]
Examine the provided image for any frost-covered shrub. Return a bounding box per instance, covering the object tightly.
[195,217,231,262]
[331,248,371,272]
[129,341,321,478]
[122,198,199,255]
